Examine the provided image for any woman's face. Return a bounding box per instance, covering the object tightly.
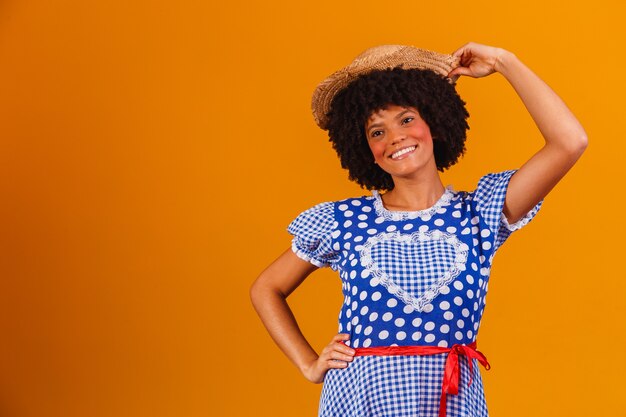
[365,104,437,181]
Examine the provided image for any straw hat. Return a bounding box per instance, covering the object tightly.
[311,45,460,130]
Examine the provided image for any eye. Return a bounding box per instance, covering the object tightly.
[402,116,414,125]
[369,130,383,139]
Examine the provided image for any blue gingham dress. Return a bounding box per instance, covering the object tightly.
[288,170,543,417]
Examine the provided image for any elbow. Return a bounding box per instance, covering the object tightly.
[561,131,588,158]
[575,130,589,151]
[571,133,588,158]
[249,278,265,309]
[250,273,280,310]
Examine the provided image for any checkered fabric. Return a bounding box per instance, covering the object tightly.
[287,201,339,269]
[370,238,456,297]
[472,170,543,252]
[320,355,488,417]
[286,170,542,417]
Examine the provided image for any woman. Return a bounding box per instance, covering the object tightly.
[250,42,587,417]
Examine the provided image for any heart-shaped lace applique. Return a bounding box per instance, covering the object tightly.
[360,230,468,312]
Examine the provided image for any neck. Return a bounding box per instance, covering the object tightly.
[382,172,446,212]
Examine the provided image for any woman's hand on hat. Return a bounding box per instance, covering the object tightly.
[301,333,355,384]
[448,42,510,79]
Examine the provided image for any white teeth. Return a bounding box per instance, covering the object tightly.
[391,146,416,159]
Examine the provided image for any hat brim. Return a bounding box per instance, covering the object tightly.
[311,45,459,130]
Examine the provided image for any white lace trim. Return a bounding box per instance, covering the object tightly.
[359,230,469,312]
[291,241,327,268]
[372,186,456,221]
[500,202,541,232]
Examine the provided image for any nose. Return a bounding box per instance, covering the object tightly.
[389,127,406,145]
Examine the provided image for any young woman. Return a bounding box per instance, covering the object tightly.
[250,42,587,417]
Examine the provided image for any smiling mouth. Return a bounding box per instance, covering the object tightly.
[390,146,416,160]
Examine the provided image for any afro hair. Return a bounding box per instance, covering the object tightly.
[325,67,469,191]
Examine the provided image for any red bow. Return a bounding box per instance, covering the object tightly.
[354,341,491,417]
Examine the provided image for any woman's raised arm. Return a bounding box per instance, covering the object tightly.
[448,42,588,224]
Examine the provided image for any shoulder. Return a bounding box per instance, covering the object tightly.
[450,171,518,205]
[288,194,373,231]
[448,171,517,226]
[287,195,371,269]
[470,170,517,197]
[335,194,375,214]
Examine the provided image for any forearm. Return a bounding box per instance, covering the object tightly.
[250,283,318,373]
[495,50,588,153]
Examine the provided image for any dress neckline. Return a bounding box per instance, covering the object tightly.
[372,186,455,221]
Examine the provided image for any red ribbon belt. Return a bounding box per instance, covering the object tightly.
[353,342,491,417]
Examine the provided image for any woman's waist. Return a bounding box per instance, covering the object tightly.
[341,324,480,349]
[352,340,478,355]
[339,307,482,348]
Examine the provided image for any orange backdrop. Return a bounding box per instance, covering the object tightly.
[0,1,624,416]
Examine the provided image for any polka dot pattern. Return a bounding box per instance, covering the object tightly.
[287,170,542,350]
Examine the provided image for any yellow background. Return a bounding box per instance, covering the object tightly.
[0,1,624,416]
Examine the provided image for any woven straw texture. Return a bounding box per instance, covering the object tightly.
[311,45,459,130]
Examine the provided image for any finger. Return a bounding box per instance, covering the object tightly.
[327,359,349,369]
[329,351,355,362]
[451,43,472,58]
[332,333,350,342]
[330,343,355,354]
[448,67,474,78]
[333,342,355,356]
[451,44,465,57]
[322,342,355,358]
[448,73,460,83]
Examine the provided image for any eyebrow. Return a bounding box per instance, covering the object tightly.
[366,108,415,133]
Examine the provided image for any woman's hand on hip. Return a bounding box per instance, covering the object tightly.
[301,333,356,384]
[448,42,510,79]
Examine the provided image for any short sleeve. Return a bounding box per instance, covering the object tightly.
[287,202,339,268]
[472,170,543,251]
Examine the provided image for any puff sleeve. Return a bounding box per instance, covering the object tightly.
[287,202,340,269]
[472,170,543,251]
